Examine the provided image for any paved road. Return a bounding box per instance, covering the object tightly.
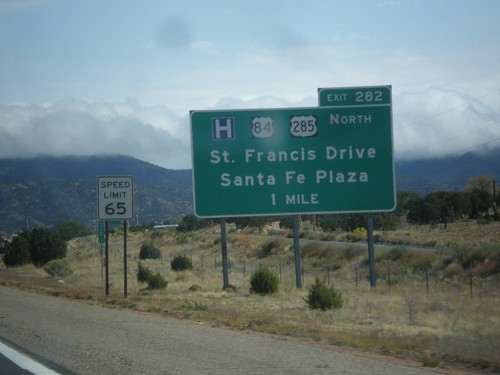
[0,352,33,375]
[0,338,65,374]
[0,286,438,375]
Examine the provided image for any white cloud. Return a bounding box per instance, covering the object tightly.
[394,87,500,159]
[0,100,191,169]
[0,87,498,170]
[187,41,217,52]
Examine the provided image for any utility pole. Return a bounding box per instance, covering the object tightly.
[24,208,29,230]
[493,177,497,213]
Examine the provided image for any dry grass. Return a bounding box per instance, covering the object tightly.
[1,221,499,373]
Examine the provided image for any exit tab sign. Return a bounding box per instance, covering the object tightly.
[318,85,392,107]
[190,90,395,218]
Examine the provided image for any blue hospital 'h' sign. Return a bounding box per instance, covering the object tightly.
[212,117,235,140]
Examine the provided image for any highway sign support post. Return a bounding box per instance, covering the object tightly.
[105,220,109,296]
[123,220,128,298]
[98,221,105,284]
[220,219,229,289]
[97,176,134,297]
[293,215,302,288]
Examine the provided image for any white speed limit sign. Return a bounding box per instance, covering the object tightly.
[97,176,134,220]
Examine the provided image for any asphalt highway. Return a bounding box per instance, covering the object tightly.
[0,286,438,375]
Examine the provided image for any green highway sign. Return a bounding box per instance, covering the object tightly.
[190,88,395,218]
[98,221,105,244]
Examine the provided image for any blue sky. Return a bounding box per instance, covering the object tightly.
[0,0,499,169]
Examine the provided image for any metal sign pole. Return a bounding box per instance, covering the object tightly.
[100,243,103,285]
[367,214,376,288]
[123,220,127,298]
[293,215,302,288]
[220,218,229,289]
[105,220,109,296]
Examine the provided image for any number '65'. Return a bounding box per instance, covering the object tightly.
[105,202,126,215]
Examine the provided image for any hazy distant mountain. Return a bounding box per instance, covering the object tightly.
[396,148,500,194]
[0,155,191,188]
[0,155,192,233]
[0,149,498,233]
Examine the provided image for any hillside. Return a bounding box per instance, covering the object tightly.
[1,149,499,233]
[0,155,192,233]
[396,149,500,194]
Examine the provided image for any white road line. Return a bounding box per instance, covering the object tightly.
[0,340,60,375]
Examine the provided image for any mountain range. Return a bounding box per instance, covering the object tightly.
[1,149,499,234]
[0,155,192,234]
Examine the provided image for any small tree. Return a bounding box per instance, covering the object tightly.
[43,259,73,277]
[176,215,213,232]
[171,254,193,271]
[136,262,167,289]
[139,241,161,260]
[3,234,31,267]
[305,278,343,310]
[137,262,153,283]
[55,221,91,241]
[146,273,168,289]
[28,228,67,266]
[250,267,279,295]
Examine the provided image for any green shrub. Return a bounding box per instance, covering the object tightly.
[147,273,168,289]
[346,227,367,242]
[139,241,162,260]
[302,242,328,258]
[250,267,279,295]
[54,221,91,241]
[342,245,363,261]
[29,228,67,266]
[43,259,73,277]
[387,248,403,262]
[136,262,167,289]
[137,261,153,283]
[171,254,193,271]
[258,238,287,259]
[305,278,343,310]
[3,234,31,267]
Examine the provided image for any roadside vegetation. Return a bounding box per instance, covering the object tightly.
[1,178,499,373]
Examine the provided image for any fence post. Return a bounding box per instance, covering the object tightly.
[355,264,359,287]
[425,266,429,293]
[469,272,473,299]
[387,266,391,291]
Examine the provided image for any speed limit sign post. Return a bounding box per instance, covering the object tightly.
[97,176,134,297]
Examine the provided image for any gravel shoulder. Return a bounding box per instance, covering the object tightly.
[0,285,441,375]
